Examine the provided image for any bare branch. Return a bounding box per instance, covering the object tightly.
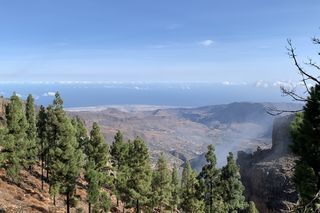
[280,86,308,102]
[265,106,303,116]
[312,37,320,45]
[306,59,320,73]
[287,39,320,86]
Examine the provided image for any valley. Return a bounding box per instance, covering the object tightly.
[67,102,301,168]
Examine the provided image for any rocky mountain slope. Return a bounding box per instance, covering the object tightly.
[68,102,302,167]
[0,164,126,213]
[237,114,298,213]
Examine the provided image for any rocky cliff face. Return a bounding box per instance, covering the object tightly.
[0,97,8,121]
[237,114,298,213]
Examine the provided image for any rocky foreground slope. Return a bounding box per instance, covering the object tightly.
[0,163,126,213]
[237,114,298,213]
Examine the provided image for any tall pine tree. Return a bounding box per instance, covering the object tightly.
[170,164,180,212]
[85,122,111,212]
[110,130,127,170]
[36,105,47,190]
[110,130,129,207]
[49,92,84,213]
[198,144,225,213]
[25,94,37,173]
[85,160,100,213]
[181,161,204,213]
[126,137,152,213]
[221,152,247,213]
[151,153,171,212]
[2,93,28,182]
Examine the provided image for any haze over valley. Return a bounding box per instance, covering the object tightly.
[67,102,302,168]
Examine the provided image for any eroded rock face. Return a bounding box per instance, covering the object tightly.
[0,97,8,120]
[237,114,298,213]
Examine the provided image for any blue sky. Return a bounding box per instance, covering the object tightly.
[0,0,319,83]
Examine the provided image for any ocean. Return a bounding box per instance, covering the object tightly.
[0,82,291,108]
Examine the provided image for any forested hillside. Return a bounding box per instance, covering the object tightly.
[0,92,259,213]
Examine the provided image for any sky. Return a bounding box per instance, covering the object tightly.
[0,0,319,83]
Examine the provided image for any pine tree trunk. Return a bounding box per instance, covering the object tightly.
[53,195,56,206]
[317,174,320,194]
[89,202,91,213]
[41,158,44,190]
[123,205,125,213]
[136,199,139,213]
[66,193,70,213]
[117,197,119,207]
[210,182,212,213]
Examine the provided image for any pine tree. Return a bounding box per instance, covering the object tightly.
[85,161,100,213]
[36,105,47,190]
[95,191,111,213]
[71,116,88,150]
[25,94,37,173]
[247,201,259,213]
[110,131,129,207]
[180,161,205,213]
[49,92,84,213]
[221,152,247,213]
[85,122,111,212]
[290,84,320,207]
[116,162,131,211]
[2,93,28,182]
[126,137,152,213]
[87,122,110,175]
[110,130,127,170]
[198,144,223,213]
[45,105,56,186]
[151,153,171,212]
[170,164,180,212]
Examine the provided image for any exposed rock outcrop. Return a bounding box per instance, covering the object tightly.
[0,97,8,122]
[237,114,298,213]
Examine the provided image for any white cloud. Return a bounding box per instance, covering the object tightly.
[272,81,293,88]
[16,93,22,98]
[221,81,248,86]
[255,80,269,88]
[273,80,314,90]
[222,81,231,85]
[199,40,214,47]
[43,92,56,97]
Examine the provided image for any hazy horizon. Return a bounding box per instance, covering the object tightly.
[0,81,301,108]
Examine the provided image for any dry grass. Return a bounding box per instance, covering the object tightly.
[0,163,127,213]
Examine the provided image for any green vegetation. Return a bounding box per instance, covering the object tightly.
[126,137,152,212]
[85,122,111,213]
[25,94,38,173]
[151,153,171,212]
[1,92,28,182]
[221,152,247,212]
[181,160,205,213]
[0,91,258,212]
[291,84,320,212]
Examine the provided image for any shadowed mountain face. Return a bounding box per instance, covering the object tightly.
[237,114,298,213]
[67,102,302,168]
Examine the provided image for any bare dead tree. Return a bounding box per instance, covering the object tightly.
[266,37,320,116]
